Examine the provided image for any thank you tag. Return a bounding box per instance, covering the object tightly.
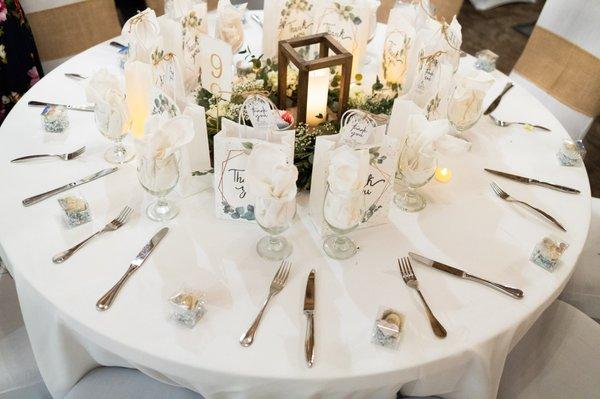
[243,95,278,129]
[339,110,376,146]
[199,34,233,100]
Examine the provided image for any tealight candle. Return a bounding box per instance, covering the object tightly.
[306,69,330,126]
[435,167,452,183]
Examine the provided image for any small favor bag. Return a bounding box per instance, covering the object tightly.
[213,96,295,221]
[309,110,401,235]
[262,0,317,60]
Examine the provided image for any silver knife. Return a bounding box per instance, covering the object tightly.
[484,168,580,194]
[483,82,514,115]
[28,100,94,112]
[303,269,315,367]
[96,227,169,311]
[22,167,118,207]
[409,252,524,299]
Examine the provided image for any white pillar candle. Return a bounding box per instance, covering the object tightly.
[125,61,153,139]
[306,69,330,126]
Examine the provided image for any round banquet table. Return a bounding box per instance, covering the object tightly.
[0,10,592,399]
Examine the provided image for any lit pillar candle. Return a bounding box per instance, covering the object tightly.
[435,167,452,183]
[306,69,330,126]
[125,61,153,139]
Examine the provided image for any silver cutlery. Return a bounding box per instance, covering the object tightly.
[240,260,292,347]
[28,100,94,112]
[65,73,87,80]
[398,257,447,338]
[109,41,127,50]
[484,168,580,194]
[489,114,551,132]
[303,269,315,367]
[53,206,133,264]
[409,252,524,299]
[483,82,514,115]
[96,227,168,311]
[22,167,118,207]
[490,181,566,232]
[251,14,263,27]
[11,146,86,163]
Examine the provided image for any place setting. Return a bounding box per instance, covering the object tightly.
[0,0,597,398]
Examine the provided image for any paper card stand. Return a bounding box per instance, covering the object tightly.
[213,118,295,221]
[308,125,401,236]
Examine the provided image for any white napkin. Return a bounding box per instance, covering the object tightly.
[246,142,298,228]
[137,114,195,160]
[122,8,161,63]
[246,142,298,200]
[216,0,246,52]
[447,69,494,128]
[85,70,129,139]
[402,114,449,158]
[327,145,369,193]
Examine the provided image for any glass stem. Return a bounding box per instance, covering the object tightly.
[114,137,125,157]
[268,235,282,252]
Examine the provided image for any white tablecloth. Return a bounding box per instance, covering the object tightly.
[0,12,591,399]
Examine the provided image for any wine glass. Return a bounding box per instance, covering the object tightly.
[94,95,134,164]
[322,185,365,260]
[447,84,486,135]
[137,152,180,221]
[394,147,437,212]
[254,195,296,261]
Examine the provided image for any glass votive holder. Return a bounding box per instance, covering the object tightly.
[42,105,69,133]
[58,194,91,228]
[530,236,568,272]
[371,307,404,350]
[169,289,206,328]
[557,140,586,166]
[475,49,499,72]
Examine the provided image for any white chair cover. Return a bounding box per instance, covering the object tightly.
[509,0,600,140]
[560,198,600,320]
[497,300,600,399]
[0,273,50,399]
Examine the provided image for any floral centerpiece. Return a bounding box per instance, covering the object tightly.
[195,50,398,189]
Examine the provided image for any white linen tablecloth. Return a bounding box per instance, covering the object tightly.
[0,12,591,399]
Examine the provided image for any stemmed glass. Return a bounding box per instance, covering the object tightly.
[394,147,437,212]
[94,94,134,164]
[447,84,486,136]
[137,152,180,221]
[323,184,365,260]
[254,195,296,260]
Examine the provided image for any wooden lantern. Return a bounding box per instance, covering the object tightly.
[278,33,353,126]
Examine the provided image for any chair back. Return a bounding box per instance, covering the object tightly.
[511,0,600,139]
[20,0,121,72]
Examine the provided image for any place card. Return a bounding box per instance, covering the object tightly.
[199,34,233,100]
[262,0,317,60]
[314,0,370,73]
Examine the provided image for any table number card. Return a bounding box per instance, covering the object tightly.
[263,0,317,60]
[199,34,233,100]
[314,0,370,73]
[380,7,416,90]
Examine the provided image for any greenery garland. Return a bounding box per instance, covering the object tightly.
[195,51,399,190]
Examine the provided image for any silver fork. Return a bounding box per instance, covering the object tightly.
[52,206,133,264]
[489,114,551,132]
[240,260,292,347]
[10,146,86,163]
[398,257,447,338]
[490,181,566,231]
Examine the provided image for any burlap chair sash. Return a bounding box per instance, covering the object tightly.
[514,26,600,117]
[27,0,121,62]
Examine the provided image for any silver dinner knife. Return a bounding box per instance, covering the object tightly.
[96,227,169,311]
[303,269,315,367]
[409,252,524,299]
[28,100,94,112]
[484,168,580,194]
[483,82,514,115]
[22,167,118,207]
